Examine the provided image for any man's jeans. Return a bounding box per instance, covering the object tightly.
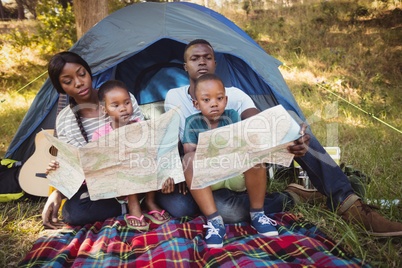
[156,130,356,220]
[295,130,355,210]
[156,187,293,223]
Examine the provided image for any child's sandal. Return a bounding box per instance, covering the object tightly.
[124,214,149,231]
[143,210,171,224]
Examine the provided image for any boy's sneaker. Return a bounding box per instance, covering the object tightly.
[203,219,226,248]
[251,213,279,237]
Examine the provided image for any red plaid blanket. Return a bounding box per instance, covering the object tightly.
[19,213,370,267]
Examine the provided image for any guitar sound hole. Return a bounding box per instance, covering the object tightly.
[49,146,58,156]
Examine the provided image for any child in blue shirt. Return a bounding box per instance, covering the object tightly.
[182,74,279,249]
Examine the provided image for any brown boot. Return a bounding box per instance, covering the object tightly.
[285,183,326,205]
[339,199,402,237]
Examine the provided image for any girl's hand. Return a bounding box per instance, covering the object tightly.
[45,160,60,174]
[42,190,65,229]
[161,177,175,194]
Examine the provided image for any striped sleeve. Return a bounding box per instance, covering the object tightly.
[129,93,144,121]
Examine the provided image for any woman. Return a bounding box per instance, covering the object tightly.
[42,51,145,228]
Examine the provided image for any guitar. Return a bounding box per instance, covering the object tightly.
[18,94,68,197]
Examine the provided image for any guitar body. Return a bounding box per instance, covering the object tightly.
[19,129,55,197]
[19,93,68,197]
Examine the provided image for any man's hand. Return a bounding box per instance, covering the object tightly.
[42,190,65,229]
[287,123,310,157]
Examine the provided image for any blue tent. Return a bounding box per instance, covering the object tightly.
[6,2,305,162]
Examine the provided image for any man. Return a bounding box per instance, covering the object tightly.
[162,39,402,236]
[158,39,320,224]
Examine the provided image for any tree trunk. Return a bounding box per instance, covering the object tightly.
[73,0,108,39]
[0,0,5,21]
[16,0,25,20]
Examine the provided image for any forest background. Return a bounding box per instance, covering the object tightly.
[0,0,401,267]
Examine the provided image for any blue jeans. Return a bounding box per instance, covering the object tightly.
[62,185,123,226]
[156,187,293,224]
[295,129,355,210]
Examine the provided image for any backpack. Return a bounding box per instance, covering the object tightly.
[0,159,24,202]
[340,163,371,199]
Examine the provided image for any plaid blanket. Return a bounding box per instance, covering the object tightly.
[20,213,370,267]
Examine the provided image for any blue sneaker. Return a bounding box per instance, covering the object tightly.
[251,213,279,237]
[203,219,226,248]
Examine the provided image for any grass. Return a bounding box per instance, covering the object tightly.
[0,32,49,157]
[0,0,401,266]
[220,0,402,266]
[0,199,45,267]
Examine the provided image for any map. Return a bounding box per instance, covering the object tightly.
[45,107,184,200]
[191,105,302,189]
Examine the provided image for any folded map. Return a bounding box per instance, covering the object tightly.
[191,105,302,189]
[44,107,184,200]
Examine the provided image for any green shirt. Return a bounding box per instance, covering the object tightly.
[183,109,245,192]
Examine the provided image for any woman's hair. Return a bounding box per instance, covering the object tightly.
[98,80,130,105]
[48,51,93,143]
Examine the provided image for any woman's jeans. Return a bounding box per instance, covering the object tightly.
[62,185,123,226]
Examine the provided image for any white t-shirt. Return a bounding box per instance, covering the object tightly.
[164,85,256,140]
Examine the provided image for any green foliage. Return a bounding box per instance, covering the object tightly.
[278,16,285,28]
[109,0,140,14]
[35,1,76,53]
[320,0,338,19]
[242,0,264,15]
[4,30,35,50]
[242,0,251,15]
[243,23,258,40]
[5,1,76,54]
[286,38,303,56]
[320,48,346,70]
[348,4,370,23]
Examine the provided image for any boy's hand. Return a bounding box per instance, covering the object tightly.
[177,182,188,195]
[160,178,188,195]
[287,123,310,157]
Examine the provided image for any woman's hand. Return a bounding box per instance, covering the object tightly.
[42,190,65,229]
[45,160,59,174]
[287,123,310,157]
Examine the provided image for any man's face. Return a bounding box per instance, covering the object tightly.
[184,44,217,82]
